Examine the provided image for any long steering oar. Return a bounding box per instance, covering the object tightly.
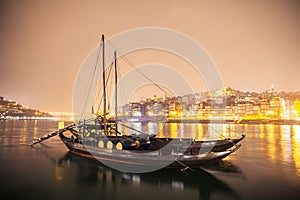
[30,123,77,146]
[29,117,99,146]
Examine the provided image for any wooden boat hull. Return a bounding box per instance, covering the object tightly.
[59,131,240,169]
[71,119,245,154]
[79,133,245,154]
[149,135,245,154]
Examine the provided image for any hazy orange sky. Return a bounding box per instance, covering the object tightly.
[0,0,299,112]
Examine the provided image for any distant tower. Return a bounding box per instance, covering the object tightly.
[271,84,275,94]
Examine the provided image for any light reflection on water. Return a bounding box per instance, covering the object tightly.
[267,124,276,162]
[0,120,299,200]
[291,125,300,176]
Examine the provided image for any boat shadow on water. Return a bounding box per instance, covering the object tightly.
[55,152,242,200]
[202,160,243,174]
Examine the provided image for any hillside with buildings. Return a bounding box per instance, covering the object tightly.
[0,96,52,119]
[118,87,300,123]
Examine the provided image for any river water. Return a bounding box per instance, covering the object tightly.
[0,120,299,200]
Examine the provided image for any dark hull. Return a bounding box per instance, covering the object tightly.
[72,119,245,154]
[59,132,240,169]
[82,134,245,154]
[192,135,245,153]
[150,135,245,154]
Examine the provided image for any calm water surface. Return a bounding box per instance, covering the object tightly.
[0,120,299,200]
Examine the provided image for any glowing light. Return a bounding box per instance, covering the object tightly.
[195,124,204,141]
[291,125,300,176]
[132,111,141,117]
[266,125,276,162]
[55,166,63,181]
[58,121,65,129]
[170,123,178,138]
[157,123,165,138]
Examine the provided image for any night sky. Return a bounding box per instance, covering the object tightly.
[0,0,299,112]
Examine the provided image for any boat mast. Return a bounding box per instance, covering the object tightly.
[114,50,118,134]
[102,34,107,135]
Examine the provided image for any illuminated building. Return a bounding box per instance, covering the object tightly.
[269,96,282,119]
[293,100,300,117]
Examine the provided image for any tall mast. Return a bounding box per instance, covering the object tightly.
[102,34,107,135]
[114,50,118,134]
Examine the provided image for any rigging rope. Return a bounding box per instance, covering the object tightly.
[80,43,102,120]
[95,62,114,115]
[104,36,173,97]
